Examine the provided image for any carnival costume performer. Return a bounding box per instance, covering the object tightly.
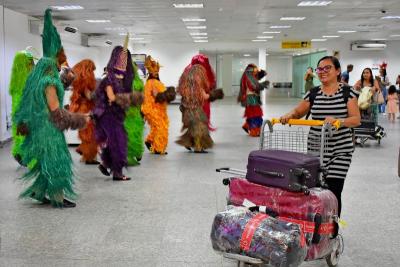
[9,50,35,165]
[176,61,224,152]
[70,59,99,164]
[237,64,269,137]
[142,56,176,155]
[124,63,145,166]
[94,36,143,181]
[14,9,88,208]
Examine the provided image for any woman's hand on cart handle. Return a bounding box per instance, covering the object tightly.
[324,117,341,129]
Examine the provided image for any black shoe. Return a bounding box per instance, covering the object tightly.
[98,164,110,176]
[136,156,142,162]
[62,199,76,208]
[145,141,152,151]
[194,150,208,153]
[154,151,168,155]
[242,126,249,134]
[113,175,131,181]
[14,154,26,167]
[185,146,192,151]
[85,160,100,165]
[42,197,51,204]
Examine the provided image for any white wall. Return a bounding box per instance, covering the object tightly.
[266,56,292,84]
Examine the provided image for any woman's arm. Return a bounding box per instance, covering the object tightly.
[46,86,60,111]
[106,85,116,103]
[373,80,381,92]
[304,73,310,81]
[280,100,310,123]
[343,98,361,127]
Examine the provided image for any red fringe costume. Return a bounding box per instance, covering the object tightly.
[69,59,98,163]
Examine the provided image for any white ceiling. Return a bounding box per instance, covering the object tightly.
[2,0,400,52]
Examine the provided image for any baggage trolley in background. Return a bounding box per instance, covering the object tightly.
[216,119,344,267]
[354,104,386,146]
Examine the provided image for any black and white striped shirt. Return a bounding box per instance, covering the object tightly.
[304,85,359,179]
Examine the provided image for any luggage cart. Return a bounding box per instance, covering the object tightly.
[354,104,386,146]
[216,118,344,267]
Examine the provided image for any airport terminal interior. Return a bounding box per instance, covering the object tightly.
[0,1,399,266]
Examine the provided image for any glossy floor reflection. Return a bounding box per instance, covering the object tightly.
[0,91,399,267]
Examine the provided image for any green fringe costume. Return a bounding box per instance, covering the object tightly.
[14,9,76,207]
[9,51,34,162]
[124,63,145,166]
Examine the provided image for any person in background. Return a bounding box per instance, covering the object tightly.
[396,75,400,118]
[376,65,390,114]
[304,67,316,92]
[280,56,360,217]
[386,85,398,123]
[341,64,353,85]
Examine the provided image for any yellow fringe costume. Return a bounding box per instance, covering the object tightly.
[142,56,169,154]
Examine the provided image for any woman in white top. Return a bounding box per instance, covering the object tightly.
[353,68,380,122]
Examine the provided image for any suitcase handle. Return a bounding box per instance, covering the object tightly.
[254,169,284,178]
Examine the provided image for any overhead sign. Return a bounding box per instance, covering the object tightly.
[281,41,311,49]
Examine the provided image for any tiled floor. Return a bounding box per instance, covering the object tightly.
[0,90,399,267]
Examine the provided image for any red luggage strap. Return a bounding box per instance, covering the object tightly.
[240,213,336,251]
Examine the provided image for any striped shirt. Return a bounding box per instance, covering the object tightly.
[304,84,359,180]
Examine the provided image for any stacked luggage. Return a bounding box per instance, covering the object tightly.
[210,119,343,267]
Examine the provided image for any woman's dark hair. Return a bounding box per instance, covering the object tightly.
[360,68,374,88]
[317,56,341,81]
[307,66,313,71]
[388,85,397,95]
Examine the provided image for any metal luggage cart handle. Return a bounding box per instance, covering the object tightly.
[270,118,341,129]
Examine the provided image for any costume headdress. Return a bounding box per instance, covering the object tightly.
[379,61,387,70]
[190,54,216,91]
[144,55,161,76]
[114,33,129,72]
[42,9,63,60]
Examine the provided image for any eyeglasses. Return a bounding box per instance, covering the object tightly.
[315,65,334,74]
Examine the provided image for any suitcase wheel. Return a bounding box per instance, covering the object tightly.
[325,234,344,267]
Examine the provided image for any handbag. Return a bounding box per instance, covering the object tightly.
[376,91,385,104]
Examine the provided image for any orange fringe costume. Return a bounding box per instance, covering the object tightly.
[141,56,169,154]
[69,59,98,163]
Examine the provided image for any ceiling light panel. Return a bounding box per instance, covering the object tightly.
[252,39,267,42]
[297,1,332,7]
[312,38,327,41]
[381,16,400,20]
[51,5,84,10]
[182,18,206,22]
[263,31,281,34]
[190,32,207,36]
[280,17,306,21]
[270,25,291,29]
[186,26,207,29]
[322,35,340,38]
[257,36,274,39]
[173,3,204,8]
[86,20,111,23]
[194,40,208,42]
[192,36,208,39]
[337,30,357,33]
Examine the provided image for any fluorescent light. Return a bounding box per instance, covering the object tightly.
[312,38,327,41]
[298,1,332,7]
[257,36,274,39]
[51,5,84,10]
[280,17,306,21]
[105,27,125,31]
[357,43,386,48]
[186,26,207,29]
[263,31,281,34]
[338,30,357,33]
[390,34,400,37]
[371,38,387,41]
[190,32,207,36]
[381,16,400,19]
[243,54,251,57]
[130,37,145,40]
[182,18,206,22]
[86,20,111,23]
[194,40,208,43]
[173,3,204,8]
[270,25,291,29]
[252,39,267,42]
[322,35,340,38]
[192,36,208,39]
[119,33,128,36]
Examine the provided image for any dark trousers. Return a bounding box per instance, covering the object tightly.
[326,178,345,217]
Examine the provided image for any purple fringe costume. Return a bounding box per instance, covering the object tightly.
[94,46,134,176]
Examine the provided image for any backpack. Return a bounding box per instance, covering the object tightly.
[306,85,352,119]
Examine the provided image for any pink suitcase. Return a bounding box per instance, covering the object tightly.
[226,177,338,260]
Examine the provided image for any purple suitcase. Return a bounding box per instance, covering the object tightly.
[246,150,321,193]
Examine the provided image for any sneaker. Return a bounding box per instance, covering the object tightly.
[62,199,76,208]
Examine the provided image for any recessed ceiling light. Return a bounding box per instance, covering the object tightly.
[182,18,206,22]
[381,16,400,19]
[322,35,340,38]
[130,37,145,40]
[312,38,327,41]
[280,17,306,21]
[298,1,332,7]
[337,30,357,33]
[371,38,387,41]
[194,40,208,43]
[105,27,125,31]
[257,36,274,39]
[186,26,207,29]
[51,5,84,10]
[270,25,291,29]
[390,34,400,37]
[173,3,204,8]
[192,36,208,39]
[263,31,281,34]
[252,39,267,42]
[86,20,111,23]
[243,54,251,57]
[190,32,207,36]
